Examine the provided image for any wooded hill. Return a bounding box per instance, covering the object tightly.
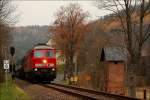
[10,25,50,60]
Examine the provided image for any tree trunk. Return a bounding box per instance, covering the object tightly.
[127,63,136,97]
[127,53,141,97]
[64,61,68,80]
[69,54,74,78]
[64,56,69,80]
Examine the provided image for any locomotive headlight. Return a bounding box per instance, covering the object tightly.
[52,68,55,71]
[34,68,38,71]
[43,59,47,64]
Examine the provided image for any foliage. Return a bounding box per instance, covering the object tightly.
[50,3,89,79]
[77,20,109,90]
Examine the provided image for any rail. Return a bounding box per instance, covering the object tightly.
[40,83,142,100]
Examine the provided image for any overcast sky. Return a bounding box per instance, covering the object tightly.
[12,1,110,26]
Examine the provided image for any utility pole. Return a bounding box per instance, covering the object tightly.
[10,46,15,81]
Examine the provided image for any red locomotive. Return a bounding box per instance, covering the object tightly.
[17,44,57,83]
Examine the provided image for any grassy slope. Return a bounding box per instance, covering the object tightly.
[0,79,30,100]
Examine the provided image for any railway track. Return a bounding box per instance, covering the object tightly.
[40,83,142,100]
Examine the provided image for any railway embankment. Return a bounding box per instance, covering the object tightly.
[0,75,30,100]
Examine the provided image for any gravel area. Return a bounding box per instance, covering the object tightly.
[15,79,83,100]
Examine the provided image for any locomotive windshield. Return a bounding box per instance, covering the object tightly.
[34,50,55,58]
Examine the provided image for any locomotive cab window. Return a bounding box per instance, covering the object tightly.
[47,50,55,57]
[34,50,55,58]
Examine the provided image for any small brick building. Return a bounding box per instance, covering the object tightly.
[100,47,127,94]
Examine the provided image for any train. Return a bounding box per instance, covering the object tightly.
[16,44,57,83]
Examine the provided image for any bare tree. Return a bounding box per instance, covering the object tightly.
[50,3,89,81]
[96,0,150,97]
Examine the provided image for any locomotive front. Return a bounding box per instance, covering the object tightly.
[31,45,56,82]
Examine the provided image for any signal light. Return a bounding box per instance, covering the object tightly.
[10,46,15,56]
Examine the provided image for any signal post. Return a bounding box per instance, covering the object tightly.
[10,46,15,81]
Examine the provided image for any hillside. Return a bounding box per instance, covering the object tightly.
[10,25,50,60]
[90,14,150,55]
